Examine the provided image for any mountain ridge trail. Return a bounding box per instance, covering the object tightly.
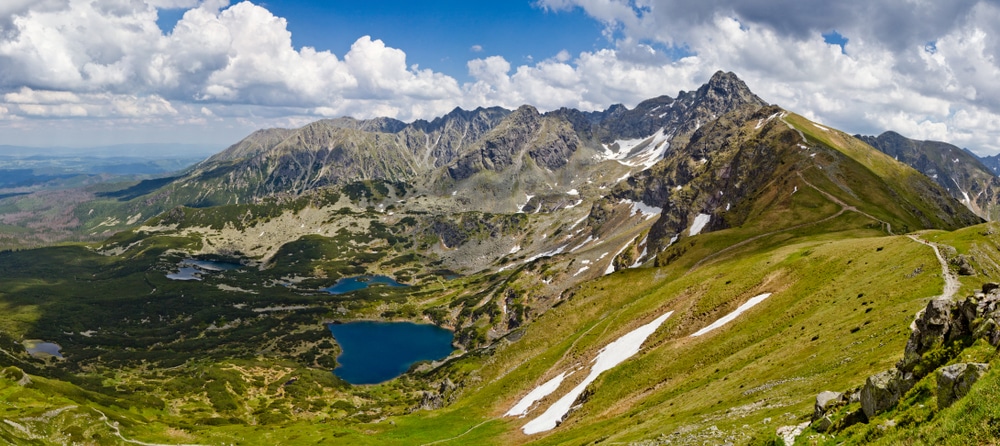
[906,234,960,301]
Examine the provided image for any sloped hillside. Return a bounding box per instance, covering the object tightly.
[859,131,1000,221]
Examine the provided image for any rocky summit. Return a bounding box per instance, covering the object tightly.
[1,71,999,446]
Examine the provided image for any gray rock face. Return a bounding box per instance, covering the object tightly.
[937,363,989,409]
[900,298,954,374]
[861,369,913,419]
[952,254,976,276]
[811,415,833,433]
[814,391,844,419]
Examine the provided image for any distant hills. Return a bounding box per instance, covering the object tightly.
[858,131,1000,221]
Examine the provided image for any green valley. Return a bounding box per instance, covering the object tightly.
[1,72,998,446]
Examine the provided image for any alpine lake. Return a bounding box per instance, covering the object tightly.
[323,276,454,384]
[327,321,454,384]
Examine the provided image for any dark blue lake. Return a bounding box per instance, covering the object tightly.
[327,321,454,385]
[323,275,407,294]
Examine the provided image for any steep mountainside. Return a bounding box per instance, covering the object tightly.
[858,131,1000,221]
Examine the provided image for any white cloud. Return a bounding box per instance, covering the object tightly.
[531,0,1000,154]
[0,0,998,155]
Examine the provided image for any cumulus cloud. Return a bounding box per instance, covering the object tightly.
[1,0,999,155]
[533,0,1000,153]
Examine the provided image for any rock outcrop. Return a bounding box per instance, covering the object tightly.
[811,283,1000,432]
[860,369,912,420]
[937,362,989,409]
[813,391,844,419]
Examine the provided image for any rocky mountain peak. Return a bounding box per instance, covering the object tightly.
[692,70,768,112]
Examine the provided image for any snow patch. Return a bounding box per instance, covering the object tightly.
[566,189,579,196]
[755,112,781,129]
[622,199,662,220]
[629,245,648,268]
[689,213,711,236]
[691,293,772,337]
[570,236,595,253]
[522,245,568,264]
[597,129,671,170]
[509,245,522,255]
[522,311,674,434]
[573,266,590,276]
[517,194,535,213]
[505,372,569,417]
[567,215,588,231]
[605,238,637,275]
[812,123,829,131]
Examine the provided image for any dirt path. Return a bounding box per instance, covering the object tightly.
[92,409,206,446]
[688,171,891,273]
[421,420,494,446]
[907,235,959,301]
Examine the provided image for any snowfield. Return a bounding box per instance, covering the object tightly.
[597,129,671,170]
[522,311,675,434]
[622,199,663,220]
[689,213,711,236]
[690,293,772,337]
[505,372,569,417]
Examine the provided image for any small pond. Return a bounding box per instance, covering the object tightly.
[322,275,407,295]
[327,321,454,385]
[166,258,242,281]
[23,340,63,358]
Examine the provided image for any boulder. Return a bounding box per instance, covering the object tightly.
[951,255,976,276]
[982,283,999,295]
[973,318,1000,346]
[833,408,868,431]
[937,363,989,410]
[861,369,912,419]
[900,298,954,373]
[814,391,844,419]
[811,415,833,433]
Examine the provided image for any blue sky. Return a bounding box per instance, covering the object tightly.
[261,1,606,82]
[1,0,999,154]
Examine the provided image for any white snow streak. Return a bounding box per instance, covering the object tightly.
[755,112,781,129]
[522,311,674,434]
[690,293,772,337]
[517,194,535,213]
[573,266,590,276]
[506,372,569,417]
[689,213,711,236]
[570,235,595,253]
[597,129,671,170]
[604,238,636,275]
[622,199,662,220]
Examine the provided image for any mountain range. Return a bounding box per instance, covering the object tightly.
[0,71,998,445]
